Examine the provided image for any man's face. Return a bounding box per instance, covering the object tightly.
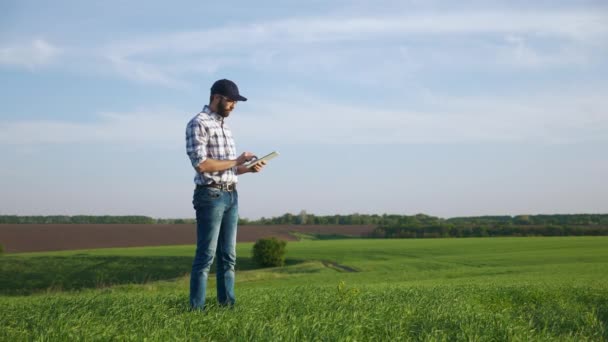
[215,95,237,117]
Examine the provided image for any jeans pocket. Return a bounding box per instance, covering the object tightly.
[205,188,221,199]
[193,187,221,209]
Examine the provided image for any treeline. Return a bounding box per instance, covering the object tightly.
[0,215,196,224]
[2,213,608,227]
[372,223,608,238]
[241,212,608,238]
[369,213,608,238]
[2,214,608,238]
[240,212,608,227]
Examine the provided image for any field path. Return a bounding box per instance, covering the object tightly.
[321,260,359,272]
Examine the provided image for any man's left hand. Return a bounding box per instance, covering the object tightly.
[251,160,266,173]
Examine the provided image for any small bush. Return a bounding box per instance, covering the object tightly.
[252,237,287,267]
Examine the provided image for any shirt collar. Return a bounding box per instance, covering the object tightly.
[202,105,223,121]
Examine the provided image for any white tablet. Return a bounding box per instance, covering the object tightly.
[244,151,279,168]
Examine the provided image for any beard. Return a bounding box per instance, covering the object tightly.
[217,100,232,117]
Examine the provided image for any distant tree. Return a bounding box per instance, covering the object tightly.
[252,237,287,267]
[297,210,308,225]
[514,215,531,225]
[283,213,295,224]
[0,243,4,255]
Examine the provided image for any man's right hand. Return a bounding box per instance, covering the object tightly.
[236,152,256,166]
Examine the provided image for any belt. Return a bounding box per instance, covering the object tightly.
[196,183,237,192]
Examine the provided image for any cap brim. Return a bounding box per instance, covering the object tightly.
[235,95,247,102]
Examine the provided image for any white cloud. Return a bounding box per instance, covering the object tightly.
[0,39,61,69]
[107,10,608,55]
[232,90,608,145]
[496,34,591,68]
[0,109,186,145]
[2,10,606,86]
[106,55,189,89]
[2,88,606,146]
[94,9,607,85]
[276,11,607,42]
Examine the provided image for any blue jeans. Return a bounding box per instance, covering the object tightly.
[190,186,239,310]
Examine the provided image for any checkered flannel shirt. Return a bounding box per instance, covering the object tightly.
[186,105,238,185]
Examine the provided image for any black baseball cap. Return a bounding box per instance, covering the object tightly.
[210,79,247,102]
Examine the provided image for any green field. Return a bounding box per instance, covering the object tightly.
[1,237,607,341]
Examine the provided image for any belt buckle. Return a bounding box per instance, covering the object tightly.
[221,183,234,191]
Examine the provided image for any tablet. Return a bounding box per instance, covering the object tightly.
[244,151,279,168]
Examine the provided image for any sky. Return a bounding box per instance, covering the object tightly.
[1,0,607,220]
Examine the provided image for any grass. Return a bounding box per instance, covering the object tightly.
[1,237,607,341]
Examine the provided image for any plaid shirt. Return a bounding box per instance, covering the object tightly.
[186,105,238,185]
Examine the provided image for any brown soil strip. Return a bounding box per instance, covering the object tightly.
[0,224,376,253]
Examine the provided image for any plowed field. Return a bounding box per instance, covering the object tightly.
[0,224,376,253]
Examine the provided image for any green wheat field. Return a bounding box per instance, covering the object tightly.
[1,237,607,341]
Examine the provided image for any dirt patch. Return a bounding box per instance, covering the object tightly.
[0,224,376,253]
[321,260,359,273]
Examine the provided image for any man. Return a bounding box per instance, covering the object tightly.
[185,79,265,310]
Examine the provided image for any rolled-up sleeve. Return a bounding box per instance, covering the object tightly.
[186,120,208,168]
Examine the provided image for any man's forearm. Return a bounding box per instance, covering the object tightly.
[235,165,251,175]
[195,158,238,173]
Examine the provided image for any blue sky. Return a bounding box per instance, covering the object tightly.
[1,1,607,219]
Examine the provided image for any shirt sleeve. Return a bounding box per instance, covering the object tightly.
[186,120,208,168]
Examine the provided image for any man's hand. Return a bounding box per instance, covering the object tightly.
[250,160,266,173]
[236,152,256,165]
[236,160,266,175]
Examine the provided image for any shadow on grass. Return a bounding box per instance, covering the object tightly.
[0,255,305,296]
